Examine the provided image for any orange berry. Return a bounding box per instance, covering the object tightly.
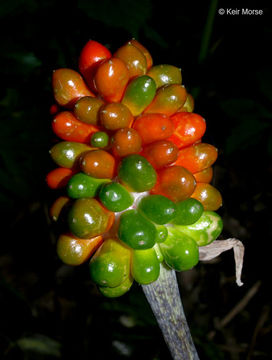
[52,111,99,143]
[191,183,222,211]
[168,112,206,149]
[94,58,129,102]
[130,39,153,69]
[151,166,196,202]
[57,234,103,266]
[133,113,174,144]
[193,167,213,183]
[46,167,74,189]
[100,103,134,130]
[114,41,147,78]
[74,96,104,125]
[80,150,115,178]
[142,140,178,169]
[111,128,142,157]
[78,40,111,91]
[52,68,94,108]
[173,143,218,173]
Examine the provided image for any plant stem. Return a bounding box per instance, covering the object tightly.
[142,264,199,360]
[198,0,218,64]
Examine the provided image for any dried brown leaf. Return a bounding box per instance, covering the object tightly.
[199,238,245,286]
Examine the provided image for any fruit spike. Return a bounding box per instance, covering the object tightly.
[49,39,224,300]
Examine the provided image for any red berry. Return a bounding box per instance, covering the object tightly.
[78,40,111,91]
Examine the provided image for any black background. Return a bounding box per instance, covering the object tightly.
[0,0,271,359]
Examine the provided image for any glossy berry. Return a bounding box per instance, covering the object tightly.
[131,248,160,284]
[147,64,182,88]
[138,195,176,225]
[99,103,134,131]
[175,211,223,246]
[68,198,114,239]
[78,40,111,91]
[171,198,204,225]
[177,93,194,112]
[173,143,218,174]
[130,39,153,69]
[78,40,111,72]
[155,225,168,243]
[46,167,74,189]
[74,96,104,125]
[99,182,133,212]
[67,172,109,199]
[144,84,187,116]
[89,238,131,287]
[159,227,199,271]
[98,276,133,298]
[49,141,94,169]
[133,113,174,144]
[90,131,109,148]
[118,154,157,192]
[52,68,94,108]
[118,209,157,250]
[152,166,196,202]
[94,58,129,102]
[121,75,156,116]
[114,41,147,78]
[111,128,142,157]
[193,167,213,183]
[153,243,164,262]
[141,140,178,169]
[52,111,99,143]
[80,150,115,179]
[57,234,103,265]
[191,183,223,211]
[168,112,206,149]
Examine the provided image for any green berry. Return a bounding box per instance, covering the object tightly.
[159,227,199,271]
[89,238,131,288]
[171,198,204,225]
[122,75,156,116]
[118,209,157,250]
[147,64,182,88]
[99,182,133,212]
[174,211,223,246]
[155,225,168,243]
[131,248,160,285]
[138,195,176,224]
[67,198,113,239]
[67,172,109,199]
[90,131,109,148]
[118,154,157,192]
[50,141,92,168]
[98,276,133,298]
[153,243,164,262]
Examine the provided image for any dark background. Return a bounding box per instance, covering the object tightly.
[0,0,271,359]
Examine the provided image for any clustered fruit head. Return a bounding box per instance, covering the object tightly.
[47,39,223,298]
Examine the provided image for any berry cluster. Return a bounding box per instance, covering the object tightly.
[47,39,223,297]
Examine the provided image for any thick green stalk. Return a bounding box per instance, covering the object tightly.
[142,264,199,360]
